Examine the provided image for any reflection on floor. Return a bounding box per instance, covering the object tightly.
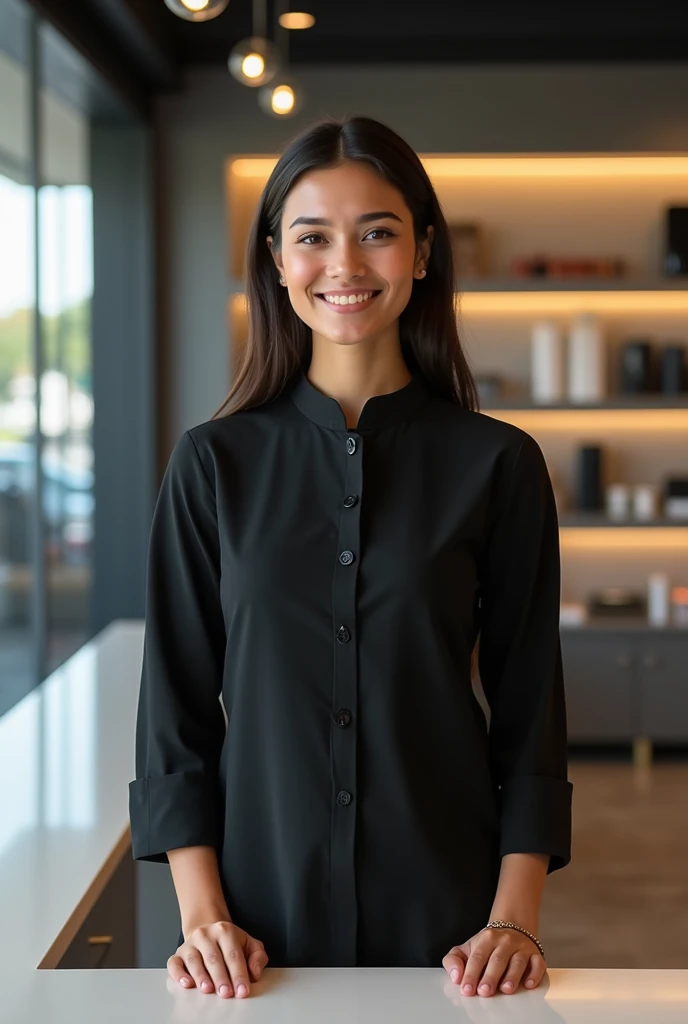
[542,755,688,969]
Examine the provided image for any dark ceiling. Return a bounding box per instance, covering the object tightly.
[23,0,688,120]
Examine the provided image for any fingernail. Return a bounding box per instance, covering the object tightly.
[237,984,248,997]
[201,981,213,991]
[503,981,513,990]
[219,985,230,996]
[450,968,458,982]
[479,984,490,994]
[462,984,473,994]
[180,977,190,987]
[526,979,535,987]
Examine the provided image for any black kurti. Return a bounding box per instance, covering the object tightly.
[128,368,573,968]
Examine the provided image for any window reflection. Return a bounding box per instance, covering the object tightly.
[39,60,95,677]
[0,40,35,716]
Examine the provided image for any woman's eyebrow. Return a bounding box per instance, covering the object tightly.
[288,210,403,229]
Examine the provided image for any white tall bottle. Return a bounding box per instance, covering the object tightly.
[531,319,565,404]
[567,312,607,403]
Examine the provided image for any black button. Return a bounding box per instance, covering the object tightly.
[346,436,357,455]
[336,790,352,806]
[343,494,358,508]
[339,549,355,565]
[336,625,350,643]
[335,708,351,728]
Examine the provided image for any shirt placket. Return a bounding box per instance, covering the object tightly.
[330,429,363,965]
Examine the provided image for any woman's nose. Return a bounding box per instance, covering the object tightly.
[327,240,367,280]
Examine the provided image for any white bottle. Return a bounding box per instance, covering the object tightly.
[567,313,607,403]
[647,573,670,627]
[531,320,565,404]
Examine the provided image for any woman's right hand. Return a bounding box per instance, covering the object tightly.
[167,920,269,998]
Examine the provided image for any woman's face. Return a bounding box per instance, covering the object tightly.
[267,161,432,349]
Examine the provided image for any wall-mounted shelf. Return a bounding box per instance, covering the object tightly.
[460,278,688,292]
[483,397,688,410]
[559,515,688,529]
[560,620,687,633]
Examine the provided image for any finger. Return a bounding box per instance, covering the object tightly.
[476,946,511,997]
[194,934,236,998]
[182,945,215,994]
[245,937,269,982]
[497,952,531,995]
[459,942,491,995]
[217,932,252,997]
[442,946,467,984]
[523,953,547,989]
[167,953,195,989]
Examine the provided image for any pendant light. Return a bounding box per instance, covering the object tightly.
[164,0,230,22]
[228,0,279,88]
[258,0,307,118]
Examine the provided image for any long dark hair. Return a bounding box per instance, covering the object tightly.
[211,115,478,419]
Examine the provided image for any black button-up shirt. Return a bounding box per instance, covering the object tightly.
[128,369,573,968]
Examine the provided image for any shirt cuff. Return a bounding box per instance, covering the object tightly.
[498,774,573,874]
[128,771,222,863]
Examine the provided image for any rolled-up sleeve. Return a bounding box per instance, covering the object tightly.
[128,429,227,864]
[477,432,573,874]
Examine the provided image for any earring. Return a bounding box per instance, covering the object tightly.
[279,275,286,285]
[418,268,427,278]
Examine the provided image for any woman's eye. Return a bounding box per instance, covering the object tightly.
[298,228,393,245]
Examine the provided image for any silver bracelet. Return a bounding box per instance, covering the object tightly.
[484,919,546,960]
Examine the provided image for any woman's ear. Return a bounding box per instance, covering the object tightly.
[266,235,283,275]
[415,225,434,275]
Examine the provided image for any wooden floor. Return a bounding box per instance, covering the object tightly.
[541,756,688,969]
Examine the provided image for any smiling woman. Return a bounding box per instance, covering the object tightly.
[211,115,478,418]
[128,114,572,999]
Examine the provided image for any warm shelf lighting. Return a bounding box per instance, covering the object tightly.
[230,158,277,177]
[459,290,688,314]
[560,529,688,550]
[420,155,688,178]
[485,409,688,432]
[279,12,315,29]
[229,153,688,183]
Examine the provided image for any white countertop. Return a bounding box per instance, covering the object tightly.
[1,619,687,1023]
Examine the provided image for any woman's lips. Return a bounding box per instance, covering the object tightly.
[316,291,381,314]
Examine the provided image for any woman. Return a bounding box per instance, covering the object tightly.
[128,115,572,1001]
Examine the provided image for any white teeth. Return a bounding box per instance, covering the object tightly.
[322,291,375,305]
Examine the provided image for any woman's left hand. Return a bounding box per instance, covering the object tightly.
[442,926,547,997]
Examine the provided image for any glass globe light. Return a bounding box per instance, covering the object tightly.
[258,77,302,118]
[228,36,279,87]
[164,0,230,23]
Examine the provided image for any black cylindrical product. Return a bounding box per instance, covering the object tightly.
[577,445,604,512]
[664,207,688,276]
[619,340,653,393]
[660,345,687,393]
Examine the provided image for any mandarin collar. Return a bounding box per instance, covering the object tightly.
[289,370,430,432]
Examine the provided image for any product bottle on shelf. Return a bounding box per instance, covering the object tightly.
[531,319,565,403]
[567,312,607,403]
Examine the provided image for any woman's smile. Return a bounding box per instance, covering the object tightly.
[314,288,383,313]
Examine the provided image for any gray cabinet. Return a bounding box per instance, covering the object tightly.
[636,635,688,741]
[561,633,635,741]
[561,629,688,744]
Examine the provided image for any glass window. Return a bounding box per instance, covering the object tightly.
[0,0,35,715]
[38,53,94,675]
